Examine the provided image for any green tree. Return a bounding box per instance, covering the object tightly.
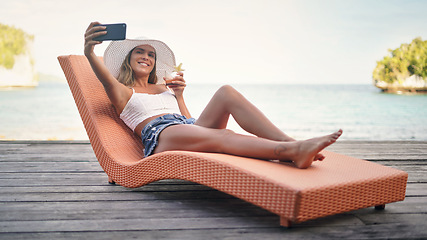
[373,37,427,84]
[0,23,34,69]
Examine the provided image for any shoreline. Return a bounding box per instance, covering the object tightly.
[1,83,426,141]
[376,86,427,94]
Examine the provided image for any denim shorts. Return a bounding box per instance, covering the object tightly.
[141,113,196,157]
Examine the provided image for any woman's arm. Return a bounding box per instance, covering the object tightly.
[84,22,131,113]
[176,94,192,119]
[167,72,192,118]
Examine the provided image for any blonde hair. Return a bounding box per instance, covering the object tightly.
[117,47,157,86]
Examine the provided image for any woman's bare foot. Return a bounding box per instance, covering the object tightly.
[282,137,325,161]
[291,129,343,169]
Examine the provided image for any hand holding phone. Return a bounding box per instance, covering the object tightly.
[93,23,126,41]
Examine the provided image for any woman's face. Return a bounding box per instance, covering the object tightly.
[129,45,156,78]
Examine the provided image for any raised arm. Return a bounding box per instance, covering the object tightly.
[83,22,132,114]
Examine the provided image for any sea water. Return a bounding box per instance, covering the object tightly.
[1,80,426,140]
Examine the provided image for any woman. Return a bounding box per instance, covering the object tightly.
[84,22,342,169]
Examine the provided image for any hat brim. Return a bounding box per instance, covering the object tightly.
[104,38,176,84]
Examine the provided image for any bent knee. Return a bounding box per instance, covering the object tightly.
[217,85,237,95]
[215,85,241,105]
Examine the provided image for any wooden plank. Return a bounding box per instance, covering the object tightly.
[347,197,427,213]
[327,141,427,160]
[0,214,425,238]
[0,142,96,162]
[0,184,214,194]
[0,174,204,187]
[0,202,274,222]
[0,154,96,162]
[1,196,423,215]
[406,183,427,196]
[0,162,103,173]
[356,212,427,225]
[372,160,426,165]
[1,224,426,240]
[1,200,422,223]
[0,198,260,213]
[0,190,236,202]
[0,217,283,233]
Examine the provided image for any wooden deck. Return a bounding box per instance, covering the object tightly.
[0,140,426,239]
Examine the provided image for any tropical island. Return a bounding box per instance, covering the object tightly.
[373,37,427,93]
[0,23,38,88]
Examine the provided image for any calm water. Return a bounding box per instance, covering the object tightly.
[1,80,426,140]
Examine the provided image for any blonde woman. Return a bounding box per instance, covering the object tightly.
[84,22,342,169]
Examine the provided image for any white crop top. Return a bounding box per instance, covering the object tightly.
[119,89,181,131]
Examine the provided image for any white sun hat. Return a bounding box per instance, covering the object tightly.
[103,37,176,83]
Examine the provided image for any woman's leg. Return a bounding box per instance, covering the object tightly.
[194,85,327,161]
[154,124,342,169]
[195,85,295,141]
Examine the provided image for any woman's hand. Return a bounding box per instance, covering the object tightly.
[165,72,186,97]
[84,22,106,57]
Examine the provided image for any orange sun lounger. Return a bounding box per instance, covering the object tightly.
[58,55,408,227]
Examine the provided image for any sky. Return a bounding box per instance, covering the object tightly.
[1,0,427,85]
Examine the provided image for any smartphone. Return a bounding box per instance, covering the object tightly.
[93,23,126,41]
